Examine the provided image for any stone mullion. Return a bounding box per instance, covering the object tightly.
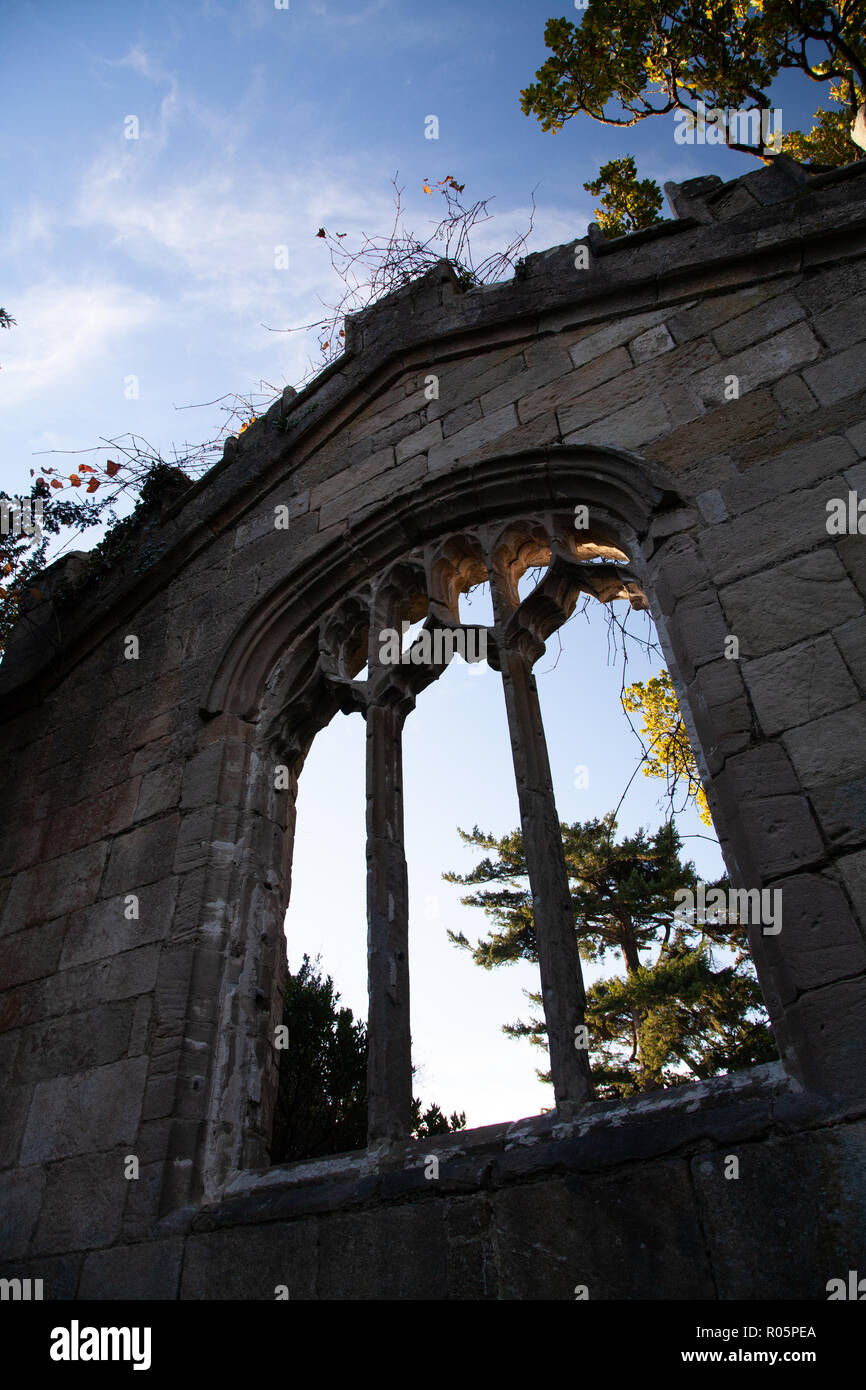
[365,700,413,1148]
[490,594,594,1112]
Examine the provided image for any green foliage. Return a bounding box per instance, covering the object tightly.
[446,814,775,1098]
[583,155,664,237]
[0,477,109,658]
[520,2,866,163]
[622,670,712,825]
[271,954,465,1162]
[781,79,863,165]
[271,954,368,1161]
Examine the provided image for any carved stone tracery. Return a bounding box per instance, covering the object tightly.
[275,512,649,1146]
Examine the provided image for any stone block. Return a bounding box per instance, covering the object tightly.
[647,389,778,473]
[79,1238,183,1299]
[563,393,670,451]
[813,291,866,352]
[0,842,109,938]
[712,742,799,803]
[845,418,866,459]
[720,549,863,654]
[316,1201,447,1299]
[772,372,818,418]
[441,398,482,437]
[784,977,866,1096]
[427,403,518,472]
[711,291,805,357]
[0,1085,29,1169]
[721,434,854,516]
[61,877,178,967]
[695,489,728,524]
[834,617,866,693]
[810,774,866,848]
[44,779,143,858]
[0,1252,81,1299]
[442,1193,497,1299]
[839,848,866,924]
[837,532,866,600]
[667,282,786,345]
[16,999,135,1085]
[309,449,395,510]
[318,453,428,529]
[102,816,181,895]
[182,1221,318,1299]
[0,1167,45,1258]
[134,763,183,821]
[762,872,866,1000]
[394,418,442,466]
[567,309,669,367]
[491,1163,713,1300]
[629,323,675,363]
[32,1152,127,1255]
[736,795,825,878]
[783,705,866,789]
[692,1123,866,1298]
[743,634,858,737]
[693,322,821,406]
[0,919,66,989]
[20,1056,148,1164]
[803,341,866,406]
[518,346,631,426]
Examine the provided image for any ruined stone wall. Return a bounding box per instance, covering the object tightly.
[1,156,865,1299]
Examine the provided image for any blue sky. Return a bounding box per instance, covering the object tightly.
[2,0,827,1127]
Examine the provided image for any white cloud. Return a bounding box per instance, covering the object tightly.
[0,282,159,410]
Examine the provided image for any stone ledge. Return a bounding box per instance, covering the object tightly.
[189,1062,848,1232]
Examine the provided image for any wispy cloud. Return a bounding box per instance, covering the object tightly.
[0,282,159,409]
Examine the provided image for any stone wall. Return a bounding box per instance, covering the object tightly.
[1,155,865,1299]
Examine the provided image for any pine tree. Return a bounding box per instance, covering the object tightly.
[445,815,775,1099]
[271,954,465,1162]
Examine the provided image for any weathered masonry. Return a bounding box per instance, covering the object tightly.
[2,156,866,1300]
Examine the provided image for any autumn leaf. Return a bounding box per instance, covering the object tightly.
[316,227,326,238]
[87,478,100,492]
[78,464,95,474]
[50,479,63,489]
[2,563,12,575]
[69,474,81,487]
[322,340,329,350]
[105,460,120,477]
[422,183,432,196]
[0,587,6,599]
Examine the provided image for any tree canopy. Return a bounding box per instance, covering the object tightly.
[445,815,775,1098]
[622,670,713,826]
[271,954,465,1162]
[583,154,665,237]
[521,2,866,164]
